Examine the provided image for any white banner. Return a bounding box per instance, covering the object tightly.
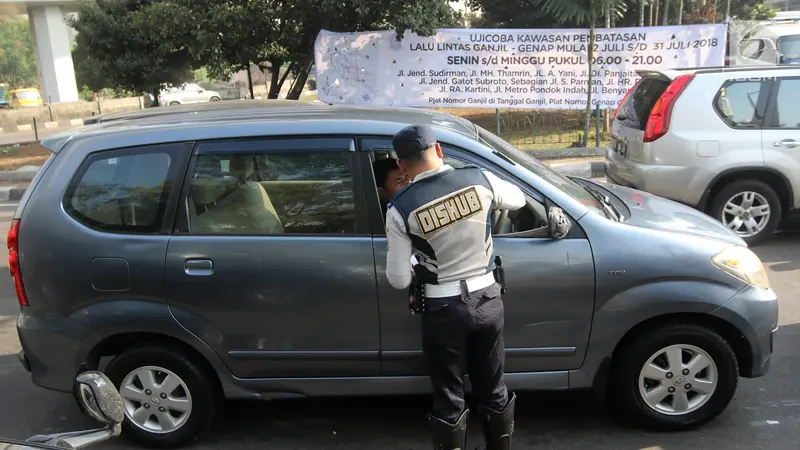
[314,24,727,109]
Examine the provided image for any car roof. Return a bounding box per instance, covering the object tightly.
[42,104,478,153]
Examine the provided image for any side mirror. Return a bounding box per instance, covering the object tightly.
[548,207,571,239]
[76,371,125,425]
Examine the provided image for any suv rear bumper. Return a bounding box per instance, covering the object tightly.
[604,150,711,208]
[17,313,87,393]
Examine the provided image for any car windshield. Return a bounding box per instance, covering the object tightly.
[779,35,800,59]
[474,126,605,214]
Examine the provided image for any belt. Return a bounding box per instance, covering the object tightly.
[424,272,496,298]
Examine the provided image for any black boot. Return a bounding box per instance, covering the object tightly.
[427,408,469,450]
[476,392,516,450]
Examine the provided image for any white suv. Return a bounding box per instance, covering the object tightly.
[605,65,800,244]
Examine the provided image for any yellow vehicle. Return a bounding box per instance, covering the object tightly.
[9,88,43,108]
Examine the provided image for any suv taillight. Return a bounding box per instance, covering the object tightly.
[7,219,28,307]
[614,79,640,118]
[643,74,695,142]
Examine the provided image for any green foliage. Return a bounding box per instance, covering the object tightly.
[737,2,777,21]
[537,0,628,26]
[67,0,201,94]
[0,16,39,88]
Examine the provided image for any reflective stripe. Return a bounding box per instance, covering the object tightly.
[424,272,496,298]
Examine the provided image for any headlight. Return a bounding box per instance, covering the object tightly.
[712,246,770,290]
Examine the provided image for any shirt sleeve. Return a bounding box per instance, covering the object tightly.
[385,206,414,289]
[482,170,526,211]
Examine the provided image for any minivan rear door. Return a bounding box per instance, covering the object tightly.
[762,75,800,209]
[610,72,672,163]
[164,136,381,379]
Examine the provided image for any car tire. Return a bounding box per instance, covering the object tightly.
[611,323,738,431]
[210,96,221,102]
[105,344,219,448]
[709,179,781,246]
[169,101,180,106]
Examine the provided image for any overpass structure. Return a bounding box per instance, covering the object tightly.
[1,0,79,103]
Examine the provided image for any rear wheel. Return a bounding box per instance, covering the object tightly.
[105,345,219,448]
[709,179,781,245]
[210,96,221,102]
[169,101,180,106]
[611,324,738,430]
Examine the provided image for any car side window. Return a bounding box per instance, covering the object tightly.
[187,149,357,235]
[714,80,766,128]
[64,145,181,233]
[771,78,800,129]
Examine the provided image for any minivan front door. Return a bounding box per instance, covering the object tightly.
[165,136,380,379]
[361,138,595,378]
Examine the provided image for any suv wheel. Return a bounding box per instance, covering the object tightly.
[709,179,781,245]
[612,324,738,430]
[105,345,219,448]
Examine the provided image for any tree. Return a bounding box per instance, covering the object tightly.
[538,0,628,146]
[67,0,202,99]
[0,16,38,88]
[466,0,563,28]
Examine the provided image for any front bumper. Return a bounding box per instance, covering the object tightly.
[711,285,779,378]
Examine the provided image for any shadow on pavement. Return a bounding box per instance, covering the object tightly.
[754,230,800,272]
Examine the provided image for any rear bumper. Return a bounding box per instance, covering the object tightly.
[17,313,88,393]
[604,149,711,208]
[711,285,779,378]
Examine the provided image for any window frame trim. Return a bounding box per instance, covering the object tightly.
[173,135,369,237]
[711,77,774,130]
[357,134,549,237]
[61,142,191,235]
[763,76,800,131]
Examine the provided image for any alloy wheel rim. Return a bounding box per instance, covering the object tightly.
[721,191,770,238]
[120,366,193,434]
[638,344,718,416]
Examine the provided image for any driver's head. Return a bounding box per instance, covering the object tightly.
[373,157,408,198]
[392,125,443,180]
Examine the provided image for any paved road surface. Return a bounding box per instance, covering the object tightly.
[0,201,798,449]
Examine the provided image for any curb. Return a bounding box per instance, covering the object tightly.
[0,186,27,202]
[0,167,40,182]
[525,147,607,160]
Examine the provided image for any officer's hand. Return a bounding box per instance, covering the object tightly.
[409,294,414,307]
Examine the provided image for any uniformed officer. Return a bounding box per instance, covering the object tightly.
[385,125,526,450]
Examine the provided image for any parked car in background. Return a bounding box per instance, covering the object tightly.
[732,12,800,65]
[15,104,777,447]
[8,88,43,108]
[606,65,800,245]
[0,84,9,108]
[157,83,222,106]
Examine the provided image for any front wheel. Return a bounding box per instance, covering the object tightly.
[210,96,221,102]
[611,324,739,431]
[105,345,219,448]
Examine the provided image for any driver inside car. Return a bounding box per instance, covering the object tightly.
[373,156,410,218]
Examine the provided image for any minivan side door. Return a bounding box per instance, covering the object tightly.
[164,136,380,379]
[359,137,595,377]
[762,76,800,210]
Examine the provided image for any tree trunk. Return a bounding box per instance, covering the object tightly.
[584,21,595,147]
[276,62,295,97]
[267,62,281,99]
[725,0,731,19]
[662,0,670,25]
[678,0,684,24]
[246,64,254,99]
[286,58,313,100]
[639,0,645,26]
[655,0,660,25]
[649,2,654,25]
[605,4,611,28]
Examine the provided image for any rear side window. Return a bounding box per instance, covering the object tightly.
[713,80,767,128]
[617,77,670,130]
[64,144,184,233]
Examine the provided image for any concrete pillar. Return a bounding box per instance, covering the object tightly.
[27,5,79,103]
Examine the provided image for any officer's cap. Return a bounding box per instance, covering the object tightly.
[392,125,437,160]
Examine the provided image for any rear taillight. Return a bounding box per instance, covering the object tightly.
[614,79,640,118]
[7,219,28,307]
[643,74,695,142]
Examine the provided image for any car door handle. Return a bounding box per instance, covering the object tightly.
[185,259,213,276]
[773,139,798,148]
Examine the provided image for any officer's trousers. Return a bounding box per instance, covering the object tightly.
[421,280,509,423]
